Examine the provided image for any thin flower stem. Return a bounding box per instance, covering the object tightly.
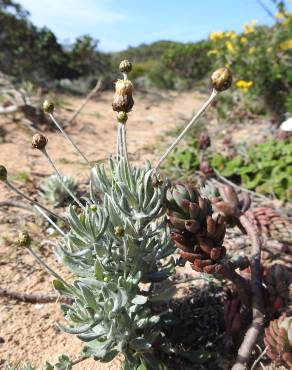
[28,245,67,285]
[49,113,90,165]
[121,123,129,163]
[117,122,123,157]
[34,205,65,236]
[4,180,66,223]
[42,149,85,210]
[155,89,218,171]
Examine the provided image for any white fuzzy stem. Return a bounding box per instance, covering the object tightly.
[4,180,65,223]
[28,246,67,285]
[34,205,65,236]
[42,149,85,210]
[120,123,129,162]
[155,89,218,170]
[49,113,90,165]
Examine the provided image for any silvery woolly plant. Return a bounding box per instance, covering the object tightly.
[41,174,77,207]
[0,62,232,370]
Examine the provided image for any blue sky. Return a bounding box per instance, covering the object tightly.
[17,0,291,52]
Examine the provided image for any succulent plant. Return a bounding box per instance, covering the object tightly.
[166,183,226,274]
[224,297,242,336]
[41,174,78,207]
[197,132,211,150]
[246,206,292,244]
[264,314,292,368]
[199,159,213,175]
[264,263,292,317]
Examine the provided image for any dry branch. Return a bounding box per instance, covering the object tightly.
[0,200,34,211]
[67,78,102,124]
[0,287,72,304]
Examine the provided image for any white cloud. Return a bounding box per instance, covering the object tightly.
[18,0,128,24]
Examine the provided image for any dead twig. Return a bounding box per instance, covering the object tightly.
[250,346,268,370]
[0,200,34,211]
[0,287,72,304]
[232,214,265,370]
[67,78,102,125]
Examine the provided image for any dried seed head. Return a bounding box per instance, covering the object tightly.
[117,111,128,124]
[32,133,48,150]
[115,79,133,95]
[112,95,134,113]
[211,67,232,92]
[0,165,7,181]
[112,80,134,112]
[43,100,55,114]
[18,231,31,248]
[114,226,125,238]
[119,60,132,74]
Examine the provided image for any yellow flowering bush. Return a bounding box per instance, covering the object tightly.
[209,12,292,116]
[235,80,254,92]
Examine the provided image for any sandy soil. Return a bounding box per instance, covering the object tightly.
[0,90,207,369]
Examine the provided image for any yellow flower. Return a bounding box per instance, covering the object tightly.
[248,46,256,54]
[210,31,224,41]
[275,11,285,20]
[267,47,272,53]
[279,39,292,50]
[240,37,248,44]
[244,20,257,34]
[225,31,237,40]
[226,41,235,53]
[235,80,254,92]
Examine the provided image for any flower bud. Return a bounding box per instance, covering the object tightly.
[18,231,31,248]
[114,226,125,238]
[0,165,7,181]
[43,100,55,114]
[117,111,128,124]
[211,67,232,92]
[112,80,134,113]
[90,204,97,212]
[115,80,133,95]
[32,133,48,150]
[119,60,132,74]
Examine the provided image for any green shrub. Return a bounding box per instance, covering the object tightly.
[211,139,292,201]
[209,11,292,117]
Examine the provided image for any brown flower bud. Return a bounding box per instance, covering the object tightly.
[43,100,55,114]
[117,111,128,124]
[18,231,31,248]
[211,67,232,92]
[0,165,7,181]
[112,80,134,113]
[32,133,48,150]
[115,79,133,95]
[119,60,132,74]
